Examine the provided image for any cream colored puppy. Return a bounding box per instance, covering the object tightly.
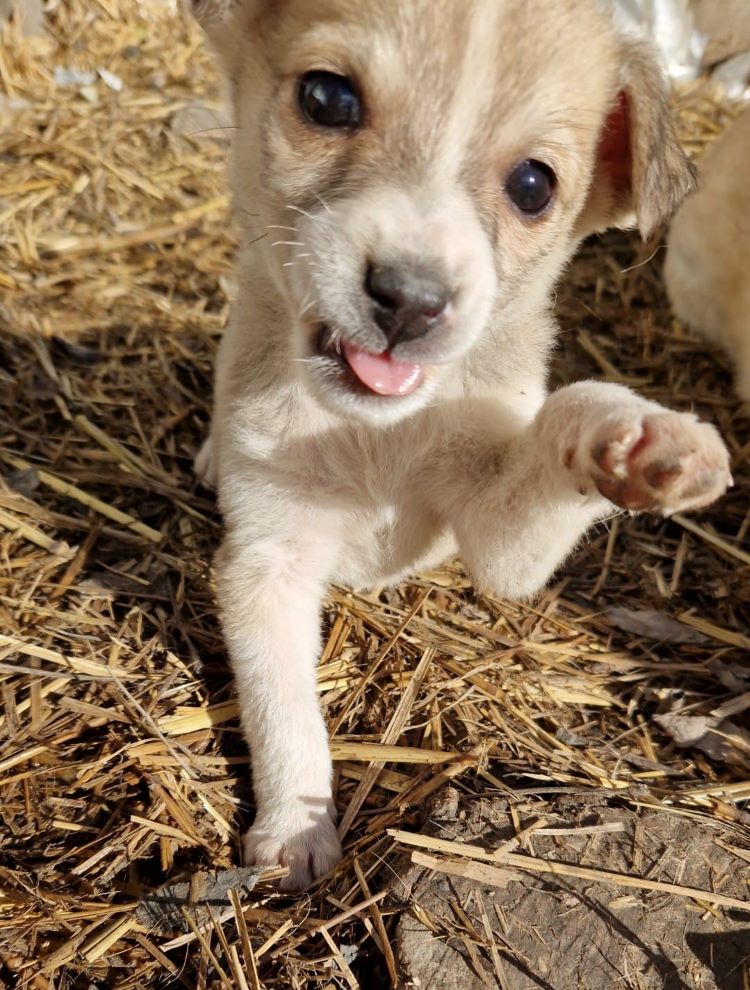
[665,107,750,404]
[189,0,731,890]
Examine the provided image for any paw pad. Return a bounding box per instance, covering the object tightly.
[578,410,730,515]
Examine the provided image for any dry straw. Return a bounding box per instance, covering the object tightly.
[0,1,749,987]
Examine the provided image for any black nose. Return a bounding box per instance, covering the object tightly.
[365,262,450,346]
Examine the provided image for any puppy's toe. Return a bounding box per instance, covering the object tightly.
[586,410,731,514]
[243,811,342,892]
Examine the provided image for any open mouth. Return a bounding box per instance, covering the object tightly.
[316,326,424,398]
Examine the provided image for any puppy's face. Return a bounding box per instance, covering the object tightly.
[200,0,692,425]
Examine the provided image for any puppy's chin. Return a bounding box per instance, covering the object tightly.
[299,351,442,426]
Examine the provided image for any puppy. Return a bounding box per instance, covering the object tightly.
[665,106,750,405]
[189,0,731,890]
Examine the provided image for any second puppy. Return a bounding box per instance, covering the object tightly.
[665,106,750,405]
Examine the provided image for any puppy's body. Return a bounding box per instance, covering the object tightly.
[191,0,731,889]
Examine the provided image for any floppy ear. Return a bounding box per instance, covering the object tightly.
[187,0,246,64]
[579,38,696,239]
[189,0,236,29]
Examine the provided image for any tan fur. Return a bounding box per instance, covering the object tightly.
[665,107,750,404]
[187,0,727,890]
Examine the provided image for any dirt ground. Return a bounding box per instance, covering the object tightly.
[395,795,750,989]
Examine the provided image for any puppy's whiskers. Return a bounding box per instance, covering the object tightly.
[313,192,333,215]
[296,252,320,272]
[286,203,317,222]
[298,292,316,320]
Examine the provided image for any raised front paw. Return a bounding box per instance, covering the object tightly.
[244,800,342,892]
[570,406,731,514]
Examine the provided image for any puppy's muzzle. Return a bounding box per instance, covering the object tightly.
[365,262,452,347]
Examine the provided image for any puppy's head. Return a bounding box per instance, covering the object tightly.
[193,0,694,425]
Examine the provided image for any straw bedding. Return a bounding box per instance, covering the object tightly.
[0,3,748,987]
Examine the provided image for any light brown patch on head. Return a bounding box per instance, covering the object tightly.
[255,1,616,199]
[247,0,620,281]
[194,0,694,422]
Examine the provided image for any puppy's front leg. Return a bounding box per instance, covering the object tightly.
[449,382,731,599]
[216,522,342,891]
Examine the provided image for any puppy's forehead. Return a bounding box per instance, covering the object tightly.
[265,0,616,166]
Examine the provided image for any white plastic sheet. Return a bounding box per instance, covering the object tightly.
[607,0,706,80]
[711,51,750,102]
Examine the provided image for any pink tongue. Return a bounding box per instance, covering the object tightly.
[342,343,423,396]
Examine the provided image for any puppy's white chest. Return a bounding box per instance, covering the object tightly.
[332,503,454,588]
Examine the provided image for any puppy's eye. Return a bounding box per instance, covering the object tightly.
[505,160,556,215]
[298,71,361,129]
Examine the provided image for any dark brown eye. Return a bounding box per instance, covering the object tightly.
[505,160,556,215]
[298,71,361,129]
